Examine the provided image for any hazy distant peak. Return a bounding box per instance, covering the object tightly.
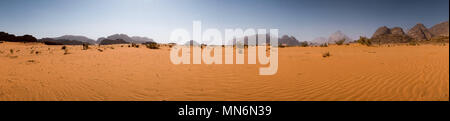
[328,31,351,44]
[54,35,96,44]
[98,34,154,44]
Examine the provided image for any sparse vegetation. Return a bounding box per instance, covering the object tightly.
[131,43,139,48]
[335,39,345,45]
[144,42,159,49]
[320,43,328,47]
[62,46,69,55]
[357,36,372,46]
[82,43,89,50]
[97,49,103,52]
[322,52,331,58]
[408,41,419,46]
[299,41,309,47]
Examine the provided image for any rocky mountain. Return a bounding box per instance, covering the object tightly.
[429,21,449,37]
[39,38,86,45]
[54,35,96,44]
[371,26,411,44]
[407,23,433,41]
[131,36,154,43]
[0,32,37,42]
[99,39,129,45]
[328,31,351,44]
[310,37,328,45]
[391,27,406,35]
[279,35,300,46]
[98,34,152,44]
[372,26,391,37]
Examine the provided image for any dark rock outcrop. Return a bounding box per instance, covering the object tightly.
[39,38,87,45]
[429,21,449,37]
[407,23,433,41]
[99,39,129,45]
[0,32,37,42]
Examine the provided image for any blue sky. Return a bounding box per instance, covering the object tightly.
[0,0,448,43]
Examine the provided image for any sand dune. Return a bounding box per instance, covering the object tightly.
[0,42,448,101]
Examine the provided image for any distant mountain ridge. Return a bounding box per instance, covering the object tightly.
[98,34,153,44]
[54,35,96,44]
[429,21,449,37]
[370,21,449,43]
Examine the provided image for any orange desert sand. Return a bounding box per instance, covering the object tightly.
[0,42,448,101]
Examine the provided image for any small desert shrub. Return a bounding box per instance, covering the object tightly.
[10,49,14,54]
[335,39,346,45]
[61,46,70,55]
[82,43,89,50]
[131,43,140,48]
[322,52,331,58]
[97,49,103,52]
[299,41,309,47]
[408,41,419,46]
[144,42,159,49]
[357,36,372,46]
[320,43,328,47]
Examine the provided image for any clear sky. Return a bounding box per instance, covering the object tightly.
[0,0,448,43]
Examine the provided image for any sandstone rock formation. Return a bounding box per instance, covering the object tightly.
[391,27,406,35]
[407,23,433,41]
[372,26,391,37]
[371,26,411,44]
[429,21,449,37]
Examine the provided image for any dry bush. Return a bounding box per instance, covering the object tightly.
[82,43,89,50]
[299,41,309,47]
[335,39,345,45]
[357,36,372,46]
[322,52,331,58]
[144,42,160,49]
